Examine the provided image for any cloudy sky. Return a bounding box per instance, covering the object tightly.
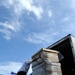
[0,0,75,75]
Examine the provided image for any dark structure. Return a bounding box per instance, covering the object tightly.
[47,34,75,75]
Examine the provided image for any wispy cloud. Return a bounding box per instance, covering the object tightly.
[24,29,58,45]
[1,0,75,75]
[48,10,53,18]
[0,21,21,40]
[1,0,43,19]
[70,0,75,11]
[18,0,43,19]
[0,29,12,40]
[0,62,22,75]
[0,0,75,43]
[0,22,16,32]
[62,16,70,22]
[0,62,32,75]
[0,0,44,40]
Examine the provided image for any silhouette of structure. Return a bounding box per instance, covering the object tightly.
[47,34,75,75]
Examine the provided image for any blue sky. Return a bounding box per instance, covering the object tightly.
[0,0,75,75]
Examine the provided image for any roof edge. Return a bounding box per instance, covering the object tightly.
[47,34,73,49]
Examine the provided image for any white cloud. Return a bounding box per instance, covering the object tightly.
[1,0,75,42]
[48,10,53,18]
[18,0,43,19]
[1,0,43,19]
[0,62,32,75]
[24,29,58,44]
[70,0,75,11]
[0,62,22,75]
[0,0,44,40]
[62,16,70,22]
[0,21,21,40]
[0,22,16,31]
[0,29,12,40]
